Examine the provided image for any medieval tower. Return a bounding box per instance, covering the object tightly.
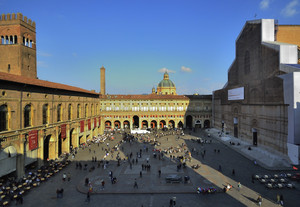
[0,13,37,78]
[100,66,106,95]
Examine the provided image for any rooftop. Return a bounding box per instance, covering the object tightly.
[0,72,99,95]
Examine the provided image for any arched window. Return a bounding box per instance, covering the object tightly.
[91,104,94,116]
[68,104,72,120]
[77,104,81,118]
[24,104,31,127]
[85,104,88,117]
[244,50,250,74]
[0,105,8,131]
[43,104,49,124]
[57,104,62,122]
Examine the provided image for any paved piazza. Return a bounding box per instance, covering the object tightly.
[20,129,300,207]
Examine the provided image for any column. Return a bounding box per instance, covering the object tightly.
[37,130,44,168]
[16,134,25,179]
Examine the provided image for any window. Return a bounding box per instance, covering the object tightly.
[24,104,31,127]
[77,104,81,118]
[68,104,72,120]
[43,104,48,124]
[57,104,62,122]
[8,64,10,72]
[91,104,94,116]
[0,105,8,131]
[85,104,88,117]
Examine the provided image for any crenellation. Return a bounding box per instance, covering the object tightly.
[0,13,35,28]
[17,13,23,21]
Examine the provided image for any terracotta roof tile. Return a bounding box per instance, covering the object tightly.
[0,72,99,95]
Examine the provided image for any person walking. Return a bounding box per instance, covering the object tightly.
[169,198,173,207]
[276,194,280,205]
[85,191,90,203]
[257,195,262,206]
[62,173,67,181]
[134,179,138,189]
[67,172,71,181]
[280,194,284,206]
[237,182,241,191]
[172,197,176,207]
[101,180,105,190]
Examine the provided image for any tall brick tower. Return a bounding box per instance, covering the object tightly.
[100,66,106,95]
[0,13,37,78]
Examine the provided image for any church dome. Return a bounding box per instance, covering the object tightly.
[158,79,175,87]
[156,72,177,95]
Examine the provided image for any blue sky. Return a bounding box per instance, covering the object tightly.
[1,0,300,94]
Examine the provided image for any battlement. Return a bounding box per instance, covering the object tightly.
[0,13,36,28]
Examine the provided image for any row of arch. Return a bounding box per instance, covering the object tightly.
[103,115,211,129]
[105,119,184,129]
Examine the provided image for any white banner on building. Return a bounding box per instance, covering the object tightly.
[228,87,244,100]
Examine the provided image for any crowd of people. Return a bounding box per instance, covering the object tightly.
[0,159,70,206]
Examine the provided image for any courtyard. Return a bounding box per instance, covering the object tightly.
[15,129,300,207]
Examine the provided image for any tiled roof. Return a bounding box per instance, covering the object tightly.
[99,94,189,100]
[0,72,99,95]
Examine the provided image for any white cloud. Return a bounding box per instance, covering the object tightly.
[180,66,192,73]
[281,0,299,17]
[260,0,270,10]
[38,51,52,57]
[158,67,176,73]
[37,61,48,68]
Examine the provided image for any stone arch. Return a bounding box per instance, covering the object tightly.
[195,120,201,128]
[133,115,139,128]
[142,120,148,129]
[168,120,175,128]
[159,120,166,129]
[105,121,112,129]
[114,120,121,129]
[123,120,130,129]
[186,115,193,128]
[177,121,183,129]
[44,134,55,161]
[151,120,157,128]
[204,120,210,128]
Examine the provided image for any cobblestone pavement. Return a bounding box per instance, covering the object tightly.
[19,129,300,207]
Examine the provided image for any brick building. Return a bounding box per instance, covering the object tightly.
[212,19,300,164]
